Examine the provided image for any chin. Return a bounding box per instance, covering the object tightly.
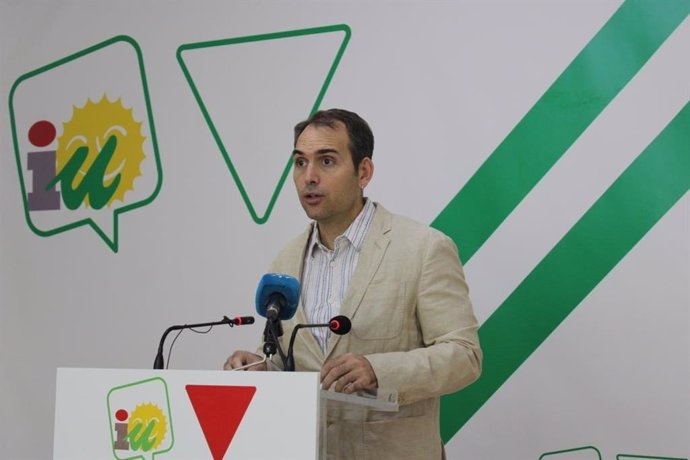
[305,211,323,222]
[300,206,319,221]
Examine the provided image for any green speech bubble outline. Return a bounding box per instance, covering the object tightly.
[8,35,163,253]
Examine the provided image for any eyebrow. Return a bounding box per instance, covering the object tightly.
[292,148,340,156]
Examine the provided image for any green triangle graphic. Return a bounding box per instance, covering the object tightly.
[177,24,351,224]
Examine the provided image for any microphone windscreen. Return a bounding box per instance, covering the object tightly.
[329,315,351,335]
[255,273,300,320]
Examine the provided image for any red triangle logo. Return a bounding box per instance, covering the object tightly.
[186,385,256,460]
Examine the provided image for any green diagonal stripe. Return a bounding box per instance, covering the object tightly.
[441,101,690,441]
[432,0,690,262]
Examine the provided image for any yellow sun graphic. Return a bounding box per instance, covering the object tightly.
[128,403,167,450]
[56,95,146,207]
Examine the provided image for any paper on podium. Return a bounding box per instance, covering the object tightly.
[320,388,398,422]
[318,389,399,458]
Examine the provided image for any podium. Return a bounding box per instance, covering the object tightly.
[53,368,398,459]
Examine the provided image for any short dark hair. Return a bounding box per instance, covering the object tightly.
[294,108,374,170]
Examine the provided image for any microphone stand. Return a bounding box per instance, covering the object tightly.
[263,318,288,369]
[230,320,284,372]
[285,316,351,371]
[153,316,248,370]
[285,323,331,372]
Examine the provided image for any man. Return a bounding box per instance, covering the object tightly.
[225,109,482,459]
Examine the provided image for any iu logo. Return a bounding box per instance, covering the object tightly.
[112,403,169,453]
[107,377,174,460]
[25,96,147,212]
[9,35,162,252]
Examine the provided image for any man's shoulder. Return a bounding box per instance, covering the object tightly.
[268,224,311,271]
[376,203,450,242]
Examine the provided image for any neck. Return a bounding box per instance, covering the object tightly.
[317,222,347,251]
[317,198,365,250]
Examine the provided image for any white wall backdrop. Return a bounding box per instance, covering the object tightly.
[1,1,687,459]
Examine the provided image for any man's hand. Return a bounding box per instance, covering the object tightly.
[321,353,378,394]
[224,350,267,371]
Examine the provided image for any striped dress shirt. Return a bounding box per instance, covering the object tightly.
[301,198,376,351]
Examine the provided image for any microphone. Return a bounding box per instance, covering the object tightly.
[285,315,352,371]
[153,315,255,370]
[328,315,352,335]
[255,273,300,321]
[233,316,255,325]
[254,273,300,368]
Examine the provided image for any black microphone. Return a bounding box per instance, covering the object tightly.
[233,316,255,326]
[285,315,352,371]
[328,315,352,335]
[153,315,255,370]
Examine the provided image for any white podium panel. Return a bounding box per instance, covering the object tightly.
[53,368,320,460]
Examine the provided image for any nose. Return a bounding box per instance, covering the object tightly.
[303,163,318,185]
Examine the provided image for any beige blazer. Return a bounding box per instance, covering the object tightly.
[267,203,482,460]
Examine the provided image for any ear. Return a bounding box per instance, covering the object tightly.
[358,157,374,189]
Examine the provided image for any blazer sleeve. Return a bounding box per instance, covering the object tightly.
[363,231,482,406]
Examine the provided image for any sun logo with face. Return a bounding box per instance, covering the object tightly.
[128,402,168,451]
[55,95,146,208]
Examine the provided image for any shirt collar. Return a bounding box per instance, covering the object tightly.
[307,198,375,257]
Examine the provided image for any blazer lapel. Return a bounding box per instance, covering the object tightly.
[324,204,392,359]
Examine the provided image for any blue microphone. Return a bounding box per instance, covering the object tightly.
[255,273,300,321]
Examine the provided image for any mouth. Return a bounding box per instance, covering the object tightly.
[302,191,324,205]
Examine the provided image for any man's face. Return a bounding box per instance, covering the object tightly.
[292,122,372,233]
